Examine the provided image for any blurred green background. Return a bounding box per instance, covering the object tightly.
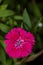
[0,0,43,65]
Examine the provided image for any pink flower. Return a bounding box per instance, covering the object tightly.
[4,28,35,59]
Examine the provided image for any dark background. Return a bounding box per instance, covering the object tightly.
[0,0,43,65]
[26,54,43,65]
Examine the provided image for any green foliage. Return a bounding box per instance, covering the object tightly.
[29,2,42,19]
[23,8,32,29]
[0,23,10,33]
[0,4,8,10]
[0,0,43,65]
[6,59,12,65]
[0,46,6,65]
[0,10,14,17]
[14,15,23,20]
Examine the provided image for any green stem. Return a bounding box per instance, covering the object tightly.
[32,18,42,33]
[20,57,29,65]
[14,59,17,65]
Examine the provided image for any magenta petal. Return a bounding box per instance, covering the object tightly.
[4,28,35,59]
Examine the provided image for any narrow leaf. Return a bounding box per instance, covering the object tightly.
[6,59,12,65]
[29,2,41,19]
[0,4,8,10]
[14,15,23,20]
[0,40,6,48]
[0,46,6,65]
[0,23,10,33]
[23,8,31,28]
[0,10,14,17]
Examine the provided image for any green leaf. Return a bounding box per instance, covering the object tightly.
[21,22,23,28]
[37,35,42,49]
[23,8,31,28]
[0,10,14,17]
[0,36,4,40]
[0,0,2,3]
[0,46,6,65]
[0,23,10,33]
[6,59,12,65]
[30,2,41,19]
[0,40,6,48]
[14,15,23,20]
[23,23,30,31]
[7,18,13,26]
[0,4,8,10]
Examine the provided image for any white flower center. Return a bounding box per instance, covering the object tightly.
[15,37,24,48]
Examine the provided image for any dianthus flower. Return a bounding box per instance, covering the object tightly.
[4,28,35,58]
